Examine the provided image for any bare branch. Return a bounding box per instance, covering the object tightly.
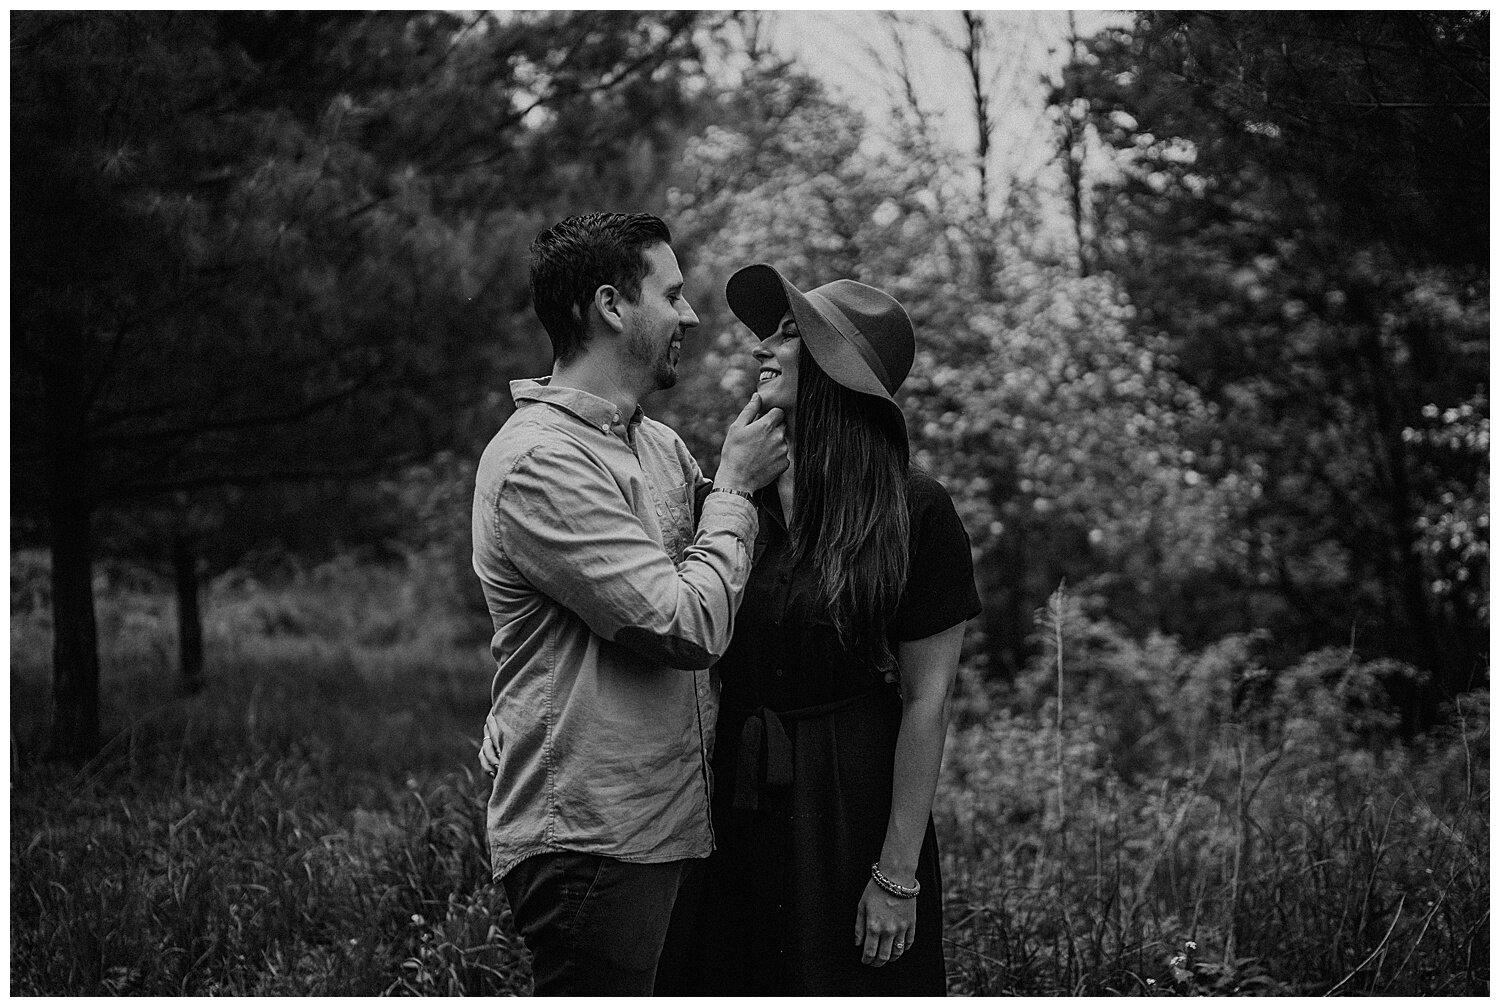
[961,11,993,212]
[97,447,432,503]
[434,15,695,175]
[87,366,384,450]
[1313,100,1487,109]
[874,11,937,143]
[9,11,103,52]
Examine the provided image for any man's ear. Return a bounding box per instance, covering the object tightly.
[594,284,626,334]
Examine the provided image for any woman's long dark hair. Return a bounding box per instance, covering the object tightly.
[790,344,910,669]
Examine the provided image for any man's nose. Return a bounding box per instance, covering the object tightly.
[678,299,699,329]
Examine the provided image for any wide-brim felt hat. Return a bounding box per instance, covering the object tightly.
[725,263,915,437]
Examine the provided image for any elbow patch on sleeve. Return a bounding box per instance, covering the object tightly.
[614,626,715,670]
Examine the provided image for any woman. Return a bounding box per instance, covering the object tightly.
[656,265,980,994]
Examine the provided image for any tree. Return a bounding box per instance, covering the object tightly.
[1055,12,1488,703]
[659,36,1240,675]
[11,10,718,760]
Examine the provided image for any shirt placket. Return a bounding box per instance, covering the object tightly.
[628,415,712,839]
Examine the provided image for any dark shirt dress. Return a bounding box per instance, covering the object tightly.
[657,472,981,995]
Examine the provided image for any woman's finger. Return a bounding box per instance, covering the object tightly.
[854,900,867,946]
[861,926,883,965]
[873,930,896,966]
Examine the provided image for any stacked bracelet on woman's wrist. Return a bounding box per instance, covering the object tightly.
[709,484,755,501]
[870,862,920,899]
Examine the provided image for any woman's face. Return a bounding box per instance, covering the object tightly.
[752,309,801,416]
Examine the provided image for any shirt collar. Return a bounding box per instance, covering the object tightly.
[510,377,645,436]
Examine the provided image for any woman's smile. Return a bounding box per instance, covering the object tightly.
[751,310,801,412]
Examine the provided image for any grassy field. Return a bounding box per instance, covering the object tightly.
[10,551,1489,995]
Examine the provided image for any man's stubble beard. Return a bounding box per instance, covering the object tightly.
[627,326,678,392]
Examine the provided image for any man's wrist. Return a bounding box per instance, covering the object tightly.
[710,467,755,495]
[709,484,755,501]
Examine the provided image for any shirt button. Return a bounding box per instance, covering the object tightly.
[775,667,783,677]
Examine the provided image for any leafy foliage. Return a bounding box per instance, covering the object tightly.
[658,51,1245,673]
[1054,12,1488,694]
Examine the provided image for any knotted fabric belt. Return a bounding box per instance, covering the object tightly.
[730,691,883,812]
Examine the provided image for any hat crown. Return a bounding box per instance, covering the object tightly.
[806,279,914,394]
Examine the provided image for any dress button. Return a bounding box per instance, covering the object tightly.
[775,667,783,677]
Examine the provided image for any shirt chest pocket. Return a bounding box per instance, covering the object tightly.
[658,481,695,562]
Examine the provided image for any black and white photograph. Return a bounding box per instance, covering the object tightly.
[11,9,1488,996]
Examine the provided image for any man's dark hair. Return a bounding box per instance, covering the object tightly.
[529,212,672,363]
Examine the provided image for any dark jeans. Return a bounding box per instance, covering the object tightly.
[502,851,690,996]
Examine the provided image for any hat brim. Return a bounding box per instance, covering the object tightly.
[726,263,899,409]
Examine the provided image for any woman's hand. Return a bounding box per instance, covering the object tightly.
[854,878,916,967]
[478,726,500,779]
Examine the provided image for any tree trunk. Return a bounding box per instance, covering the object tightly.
[959,11,1002,293]
[983,517,1031,678]
[1059,12,1091,277]
[43,325,101,762]
[173,530,205,694]
[47,498,100,762]
[961,11,992,215]
[1348,287,1451,719]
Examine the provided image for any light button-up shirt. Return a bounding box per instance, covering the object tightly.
[472,378,757,878]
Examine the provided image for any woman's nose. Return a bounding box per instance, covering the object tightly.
[751,341,772,361]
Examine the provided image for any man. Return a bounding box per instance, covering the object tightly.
[471,212,788,995]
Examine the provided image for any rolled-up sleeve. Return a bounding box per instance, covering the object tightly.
[495,442,757,669]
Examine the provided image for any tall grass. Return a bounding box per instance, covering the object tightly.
[937,590,1489,995]
[11,548,531,995]
[11,556,1489,994]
